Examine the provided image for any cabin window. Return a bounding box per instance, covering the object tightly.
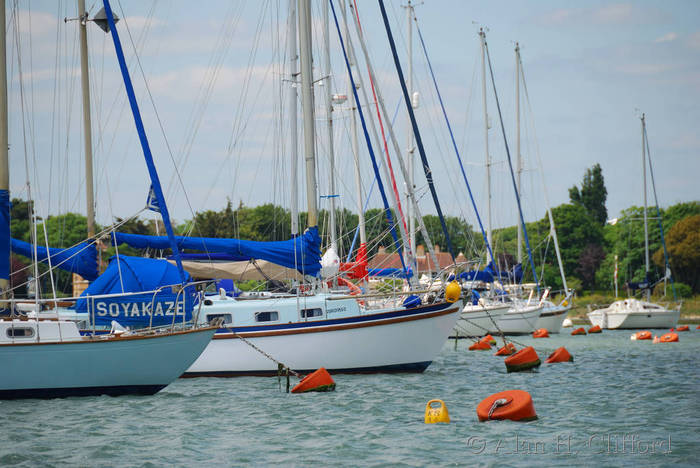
[206,314,232,324]
[203,299,214,306]
[255,311,279,322]
[301,308,323,319]
[7,327,35,338]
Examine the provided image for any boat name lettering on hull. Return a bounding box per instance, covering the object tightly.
[94,301,184,317]
[326,306,346,314]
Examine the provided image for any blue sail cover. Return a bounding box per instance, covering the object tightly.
[11,238,98,280]
[0,190,9,281]
[111,226,322,276]
[368,267,412,279]
[75,255,195,328]
[484,261,523,283]
[459,270,495,283]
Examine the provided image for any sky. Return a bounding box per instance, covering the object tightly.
[6,1,700,246]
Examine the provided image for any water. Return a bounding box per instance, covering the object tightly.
[2,329,698,467]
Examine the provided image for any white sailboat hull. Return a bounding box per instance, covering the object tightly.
[488,304,543,335]
[185,299,461,376]
[0,322,216,399]
[453,303,510,337]
[534,304,571,333]
[587,300,680,329]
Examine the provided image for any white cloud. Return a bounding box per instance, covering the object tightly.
[654,32,678,43]
[592,4,634,24]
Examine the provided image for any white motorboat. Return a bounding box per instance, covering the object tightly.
[0,317,217,399]
[587,298,680,330]
[184,291,461,376]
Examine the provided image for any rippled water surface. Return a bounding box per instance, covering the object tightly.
[2,329,699,467]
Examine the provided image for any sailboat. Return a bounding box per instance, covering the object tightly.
[587,114,680,330]
[0,0,217,399]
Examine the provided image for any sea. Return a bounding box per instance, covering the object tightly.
[2,328,698,467]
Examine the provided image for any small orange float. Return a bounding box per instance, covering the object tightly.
[469,340,492,351]
[480,334,497,345]
[631,330,652,341]
[696,324,700,330]
[291,367,336,393]
[676,325,689,332]
[532,328,549,338]
[504,346,541,373]
[659,332,679,343]
[571,327,586,336]
[494,343,517,356]
[477,390,537,422]
[587,325,602,333]
[545,346,573,364]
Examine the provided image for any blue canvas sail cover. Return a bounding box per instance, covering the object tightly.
[368,267,412,279]
[11,238,98,281]
[75,255,195,328]
[0,190,9,281]
[111,226,322,277]
[484,261,523,283]
[459,270,495,283]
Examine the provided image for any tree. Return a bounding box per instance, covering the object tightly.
[653,214,700,292]
[569,163,607,225]
[576,244,605,290]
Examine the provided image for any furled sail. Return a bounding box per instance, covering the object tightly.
[111,226,322,277]
[11,238,98,280]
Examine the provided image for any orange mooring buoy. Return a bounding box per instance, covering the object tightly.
[291,367,336,393]
[532,328,549,338]
[504,346,541,373]
[571,327,586,336]
[659,332,679,343]
[469,340,492,351]
[696,324,700,330]
[676,325,689,332]
[631,330,652,341]
[588,325,602,333]
[480,334,497,345]
[494,343,517,356]
[477,390,537,422]
[545,346,573,364]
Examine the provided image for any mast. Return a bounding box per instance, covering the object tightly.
[78,0,95,240]
[287,0,299,236]
[515,42,522,264]
[405,0,415,266]
[0,0,8,296]
[642,113,650,301]
[341,1,366,251]
[298,0,318,228]
[322,0,337,250]
[479,28,492,253]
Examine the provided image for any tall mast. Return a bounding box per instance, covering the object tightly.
[0,0,9,295]
[341,1,366,250]
[298,0,318,228]
[479,28,492,253]
[515,42,522,264]
[642,113,650,301]
[322,0,337,250]
[405,0,415,264]
[287,0,299,236]
[78,0,95,240]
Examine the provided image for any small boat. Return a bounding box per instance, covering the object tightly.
[587,298,680,330]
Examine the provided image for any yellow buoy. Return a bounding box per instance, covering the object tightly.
[445,281,461,303]
[424,399,450,424]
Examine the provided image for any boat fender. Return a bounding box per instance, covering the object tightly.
[444,281,461,303]
[424,399,450,424]
[477,390,537,422]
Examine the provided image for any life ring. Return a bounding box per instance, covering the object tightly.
[532,328,549,338]
[659,332,679,343]
[631,330,652,340]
